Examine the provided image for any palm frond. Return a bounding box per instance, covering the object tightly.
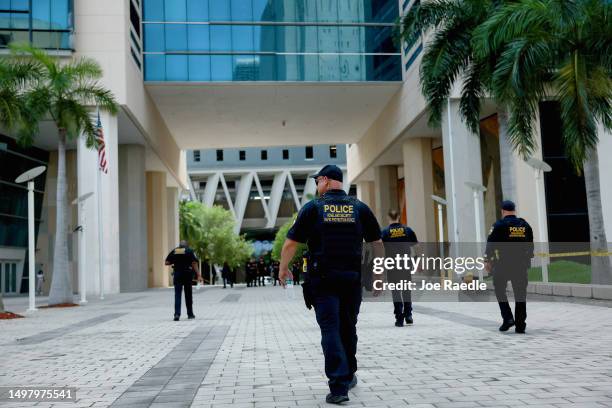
[459,58,490,133]
[399,0,461,45]
[69,85,119,115]
[420,21,473,127]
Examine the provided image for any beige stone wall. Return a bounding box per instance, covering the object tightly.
[146,171,169,288]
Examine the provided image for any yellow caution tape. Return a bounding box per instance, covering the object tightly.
[534,251,612,258]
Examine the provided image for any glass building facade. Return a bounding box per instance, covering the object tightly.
[0,0,73,50]
[0,135,48,250]
[143,0,401,82]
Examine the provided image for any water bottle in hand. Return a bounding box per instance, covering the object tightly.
[285,278,295,300]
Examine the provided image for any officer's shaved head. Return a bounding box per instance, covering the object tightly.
[388,209,400,222]
[179,240,188,248]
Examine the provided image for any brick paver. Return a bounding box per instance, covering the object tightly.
[1,285,612,408]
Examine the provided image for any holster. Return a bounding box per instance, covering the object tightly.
[301,274,314,310]
[301,254,314,310]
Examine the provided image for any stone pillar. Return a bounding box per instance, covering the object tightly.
[402,138,436,242]
[374,165,399,226]
[596,123,612,240]
[356,180,376,214]
[146,171,168,288]
[118,145,147,292]
[167,186,179,253]
[441,99,485,243]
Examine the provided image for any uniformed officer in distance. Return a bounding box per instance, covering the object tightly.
[165,240,202,321]
[279,164,383,405]
[381,209,418,327]
[485,201,534,333]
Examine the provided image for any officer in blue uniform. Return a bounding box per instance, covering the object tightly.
[279,165,383,405]
[381,209,418,327]
[485,201,534,333]
[165,240,202,321]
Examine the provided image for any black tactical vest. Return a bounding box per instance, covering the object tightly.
[312,193,363,272]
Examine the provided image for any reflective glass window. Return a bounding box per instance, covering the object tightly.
[166,54,187,80]
[316,0,337,22]
[165,24,186,51]
[318,26,339,53]
[231,0,252,20]
[186,0,208,21]
[211,55,232,80]
[142,0,401,82]
[144,0,163,20]
[165,0,186,21]
[188,55,210,80]
[209,25,230,51]
[32,0,51,30]
[50,0,70,29]
[231,25,253,52]
[145,54,165,80]
[209,0,230,20]
[188,24,208,51]
[258,55,276,80]
[145,23,164,52]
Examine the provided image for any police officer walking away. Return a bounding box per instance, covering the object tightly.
[279,164,383,405]
[485,201,534,333]
[165,240,202,321]
[381,209,418,327]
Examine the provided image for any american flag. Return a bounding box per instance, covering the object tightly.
[95,112,108,174]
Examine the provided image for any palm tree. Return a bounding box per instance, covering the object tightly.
[6,44,118,304]
[474,0,612,283]
[399,0,518,199]
[1,57,43,312]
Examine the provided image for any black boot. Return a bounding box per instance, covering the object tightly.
[395,315,404,327]
[499,318,515,332]
[405,313,413,325]
[325,393,349,404]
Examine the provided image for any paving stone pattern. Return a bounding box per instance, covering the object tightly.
[2,285,612,408]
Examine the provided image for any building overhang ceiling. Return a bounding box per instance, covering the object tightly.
[145,82,402,149]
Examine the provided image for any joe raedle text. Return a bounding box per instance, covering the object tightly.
[372,279,487,292]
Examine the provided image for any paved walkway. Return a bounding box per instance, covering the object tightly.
[1,285,612,408]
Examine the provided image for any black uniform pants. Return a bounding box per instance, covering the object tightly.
[387,271,412,318]
[174,273,193,317]
[311,272,362,396]
[493,267,528,326]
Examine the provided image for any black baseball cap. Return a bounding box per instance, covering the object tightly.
[311,164,343,182]
[501,200,516,211]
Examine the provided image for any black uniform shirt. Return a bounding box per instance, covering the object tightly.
[485,215,534,264]
[287,189,381,251]
[381,223,418,243]
[165,247,198,273]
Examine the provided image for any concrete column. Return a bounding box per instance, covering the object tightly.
[233,172,255,233]
[266,171,289,228]
[77,111,119,296]
[498,110,517,201]
[374,165,399,225]
[356,180,377,216]
[118,145,147,292]
[441,99,485,243]
[510,114,548,244]
[202,173,220,207]
[597,123,612,240]
[167,186,179,253]
[146,171,168,288]
[402,138,436,242]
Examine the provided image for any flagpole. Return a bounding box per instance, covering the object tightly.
[97,166,104,300]
[96,111,105,301]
